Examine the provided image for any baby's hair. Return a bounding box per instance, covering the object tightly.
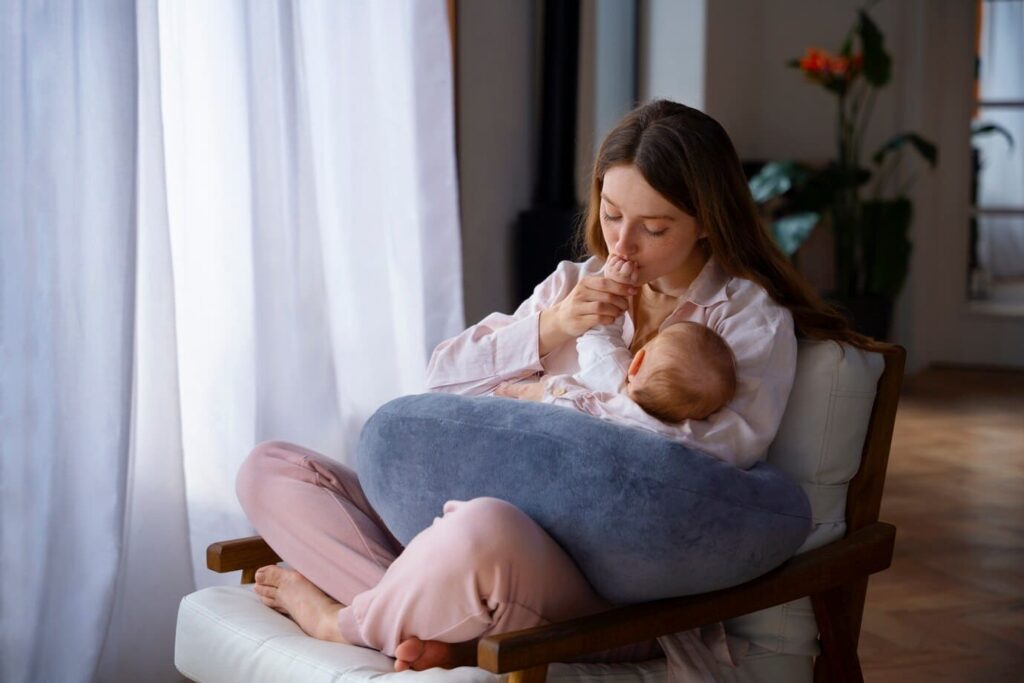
[630,322,737,422]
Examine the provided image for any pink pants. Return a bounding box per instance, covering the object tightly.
[235,441,662,662]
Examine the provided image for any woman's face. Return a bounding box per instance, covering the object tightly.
[599,164,706,288]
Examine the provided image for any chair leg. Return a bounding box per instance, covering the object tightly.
[508,664,548,683]
[811,585,864,683]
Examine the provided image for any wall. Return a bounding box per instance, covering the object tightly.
[900,0,1024,369]
[456,0,538,323]
[455,1,1024,370]
[638,0,706,109]
[702,0,1023,370]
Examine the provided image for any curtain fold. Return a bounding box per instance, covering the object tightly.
[95,1,195,680]
[3,1,463,681]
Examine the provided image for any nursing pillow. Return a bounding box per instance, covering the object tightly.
[357,393,811,604]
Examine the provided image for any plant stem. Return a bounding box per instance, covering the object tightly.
[855,86,877,170]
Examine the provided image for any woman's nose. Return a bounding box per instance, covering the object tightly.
[614,226,638,255]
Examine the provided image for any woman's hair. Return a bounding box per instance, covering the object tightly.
[579,99,876,349]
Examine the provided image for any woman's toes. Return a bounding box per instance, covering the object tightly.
[393,638,461,671]
[254,564,280,585]
[394,637,425,666]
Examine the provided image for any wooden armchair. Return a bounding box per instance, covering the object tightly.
[205,344,904,683]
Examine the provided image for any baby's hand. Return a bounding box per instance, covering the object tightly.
[605,254,639,286]
[495,380,546,402]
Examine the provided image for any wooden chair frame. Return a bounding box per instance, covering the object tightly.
[208,344,905,683]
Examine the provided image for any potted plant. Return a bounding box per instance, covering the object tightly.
[748,3,937,340]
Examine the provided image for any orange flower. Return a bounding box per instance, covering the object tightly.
[829,56,850,76]
[797,47,864,89]
[799,47,830,74]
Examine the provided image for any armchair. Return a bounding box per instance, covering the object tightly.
[176,341,904,683]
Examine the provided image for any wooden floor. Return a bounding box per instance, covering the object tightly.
[859,367,1024,682]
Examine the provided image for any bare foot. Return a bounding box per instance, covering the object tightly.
[393,637,478,672]
[253,565,348,644]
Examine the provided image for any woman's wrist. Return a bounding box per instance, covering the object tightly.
[538,307,571,357]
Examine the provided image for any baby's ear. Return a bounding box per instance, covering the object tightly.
[628,349,646,376]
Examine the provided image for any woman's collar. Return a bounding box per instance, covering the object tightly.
[684,257,730,306]
[650,257,730,308]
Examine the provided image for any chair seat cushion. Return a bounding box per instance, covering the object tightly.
[357,394,812,604]
[175,585,674,682]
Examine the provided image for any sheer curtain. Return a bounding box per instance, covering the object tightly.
[1,3,138,682]
[1,1,462,681]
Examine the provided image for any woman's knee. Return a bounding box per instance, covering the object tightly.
[439,497,541,561]
[235,440,295,515]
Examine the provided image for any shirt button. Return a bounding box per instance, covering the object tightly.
[552,387,567,397]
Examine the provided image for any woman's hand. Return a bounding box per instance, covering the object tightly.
[495,380,546,402]
[539,273,636,355]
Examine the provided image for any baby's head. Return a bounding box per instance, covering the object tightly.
[626,322,737,422]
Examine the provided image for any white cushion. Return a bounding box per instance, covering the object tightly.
[771,340,883,551]
[176,586,812,682]
[175,585,671,682]
[727,341,883,657]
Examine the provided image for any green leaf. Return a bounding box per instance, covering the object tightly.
[862,198,912,298]
[858,10,891,87]
[871,132,938,168]
[840,32,854,58]
[876,132,937,167]
[971,122,1015,149]
[771,212,820,256]
[748,161,812,203]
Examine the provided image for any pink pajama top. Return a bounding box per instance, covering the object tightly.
[425,256,798,470]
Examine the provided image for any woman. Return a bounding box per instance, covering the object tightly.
[236,100,869,673]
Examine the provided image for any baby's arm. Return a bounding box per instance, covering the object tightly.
[573,255,637,393]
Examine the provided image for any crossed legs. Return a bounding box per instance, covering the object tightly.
[236,441,661,671]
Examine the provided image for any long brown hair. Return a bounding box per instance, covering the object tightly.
[580,99,875,349]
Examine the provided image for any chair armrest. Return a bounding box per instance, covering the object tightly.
[207,536,281,574]
[477,521,895,674]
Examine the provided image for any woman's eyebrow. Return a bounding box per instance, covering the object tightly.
[600,194,675,221]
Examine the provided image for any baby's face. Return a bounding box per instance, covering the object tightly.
[625,336,664,396]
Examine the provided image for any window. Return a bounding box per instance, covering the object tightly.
[970,0,1024,310]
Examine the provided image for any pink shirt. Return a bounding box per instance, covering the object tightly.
[425,256,797,470]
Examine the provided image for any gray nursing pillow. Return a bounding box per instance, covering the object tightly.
[357,393,811,604]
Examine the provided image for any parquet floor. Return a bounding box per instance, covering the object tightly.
[859,367,1024,682]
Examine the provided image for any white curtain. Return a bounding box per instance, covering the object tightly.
[1,2,138,682]
[1,1,463,681]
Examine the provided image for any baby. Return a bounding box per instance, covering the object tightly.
[501,255,737,422]
[576,254,737,421]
